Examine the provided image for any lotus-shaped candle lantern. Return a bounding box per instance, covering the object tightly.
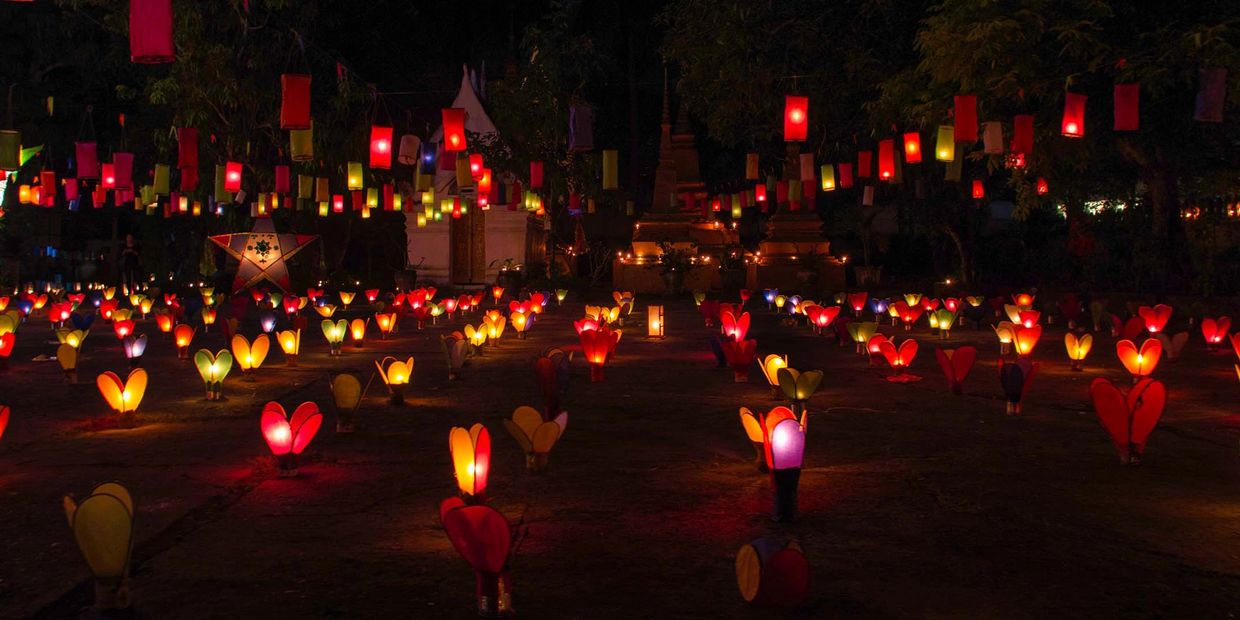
[449,423,491,500]
[277,329,300,366]
[504,406,567,473]
[465,324,488,352]
[64,482,134,610]
[260,401,323,477]
[375,312,397,338]
[1064,332,1093,370]
[349,318,368,348]
[193,349,233,400]
[231,334,269,374]
[804,305,840,335]
[1090,377,1165,464]
[97,369,147,420]
[57,343,79,383]
[154,311,174,333]
[339,291,356,309]
[847,292,868,316]
[847,322,878,355]
[1116,338,1161,380]
[555,288,568,305]
[763,289,779,310]
[767,416,806,522]
[721,310,751,342]
[375,356,414,404]
[200,307,217,331]
[932,309,956,338]
[112,319,135,340]
[776,367,822,415]
[892,301,923,331]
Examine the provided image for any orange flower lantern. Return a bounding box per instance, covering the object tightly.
[350,318,368,348]
[173,323,195,359]
[375,312,397,338]
[1065,332,1093,370]
[1116,338,1161,380]
[231,333,269,373]
[1012,324,1041,357]
[97,369,147,420]
[277,329,300,366]
[580,327,619,382]
[449,423,491,499]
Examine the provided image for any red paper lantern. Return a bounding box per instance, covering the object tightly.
[1035,178,1049,195]
[382,183,394,211]
[279,74,312,130]
[113,153,134,189]
[1011,114,1034,155]
[971,179,985,199]
[176,127,198,170]
[530,161,544,188]
[783,96,808,142]
[224,161,242,193]
[877,139,895,181]
[478,168,492,195]
[129,0,174,64]
[76,142,99,180]
[468,153,484,179]
[442,108,466,152]
[101,163,116,189]
[857,150,873,178]
[274,165,290,194]
[1061,93,1086,138]
[903,132,922,164]
[954,95,978,142]
[754,184,766,202]
[838,163,854,188]
[332,194,344,213]
[1114,83,1139,131]
[369,125,393,169]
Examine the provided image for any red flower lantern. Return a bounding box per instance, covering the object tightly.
[903,132,921,164]
[1201,316,1230,349]
[129,0,174,64]
[442,108,467,152]
[783,96,808,142]
[279,74,312,130]
[579,327,619,382]
[1137,304,1172,334]
[1036,177,1049,195]
[261,401,323,477]
[361,125,392,170]
[1090,377,1165,464]
[1061,93,1087,138]
[722,339,758,382]
[935,346,977,395]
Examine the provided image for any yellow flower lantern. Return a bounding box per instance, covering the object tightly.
[57,343,79,383]
[63,482,135,610]
[1064,332,1092,370]
[504,406,567,473]
[350,318,368,348]
[758,354,789,397]
[231,333,270,373]
[277,329,300,366]
[315,304,337,318]
[465,324,488,353]
[375,356,414,404]
[200,307,217,331]
[992,321,1015,355]
[483,313,507,344]
[375,312,397,338]
[96,369,148,419]
[339,291,356,309]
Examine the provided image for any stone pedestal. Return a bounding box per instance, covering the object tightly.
[748,214,845,294]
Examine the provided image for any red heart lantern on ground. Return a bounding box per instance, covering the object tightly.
[1116,338,1161,379]
[721,311,751,342]
[1201,316,1231,348]
[1138,304,1173,334]
[935,346,976,394]
[721,338,758,382]
[1090,377,1166,464]
[879,339,919,382]
[260,401,323,476]
[440,498,513,617]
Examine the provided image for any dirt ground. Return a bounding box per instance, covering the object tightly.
[2,292,1240,619]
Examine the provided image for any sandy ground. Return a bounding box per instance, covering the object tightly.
[2,293,1240,619]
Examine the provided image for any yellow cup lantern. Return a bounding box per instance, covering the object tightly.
[1065,332,1093,371]
[96,369,147,420]
[350,318,368,348]
[231,333,270,373]
[277,329,301,366]
[375,356,414,404]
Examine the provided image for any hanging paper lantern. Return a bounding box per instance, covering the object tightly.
[857,150,873,178]
[152,164,170,196]
[903,132,922,164]
[369,125,393,169]
[290,123,314,161]
[1109,82,1139,131]
[877,139,895,181]
[346,161,363,191]
[745,153,759,180]
[838,163,854,188]
[953,95,978,142]
[935,126,955,162]
[1194,68,1227,123]
[279,74,311,130]
[981,122,1003,154]
[442,108,466,152]
[602,149,618,190]
[0,130,19,172]
[76,142,99,180]
[1011,114,1034,155]
[1061,93,1086,137]
[129,0,174,63]
[971,179,985,199]
[224,161,242,193]
[1035,177,1049,195]
[783,95,808,142]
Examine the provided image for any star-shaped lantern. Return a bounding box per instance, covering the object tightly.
[210,218,317,293]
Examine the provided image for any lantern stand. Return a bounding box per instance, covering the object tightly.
[771,467,801,522]
[276,453,300,478]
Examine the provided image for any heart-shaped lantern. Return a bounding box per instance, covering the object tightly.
[1201,316,1231,349]
[721,338,758,382]
[1155,331,1189,360]
[440,497,513,616]
[776,367,822,415]
[878,338,920,382]
[230,333,270,373]
[1116,338,1161,379]
[64,482,134,609]
[804,305,840,334]
[504,405,567,473]
[1064,332,1093,370]
[321,319,347,355]
[1137,304,1173,334]
[375,356,414,404]
[260,401,323,476]
[1090,377,1166,464]
[96,369,148,417]
[847,321,878,354]
[935,346,977,394]
[193,349,233,400]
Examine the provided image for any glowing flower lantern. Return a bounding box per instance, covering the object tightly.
[991,321,1014,355]
[375,312,397,339]
[1061,92,1086,138]
[173,324,195,359]
[878,338,920,382]
[783,95,808,142]
[839,322,874,357]
[754,354,790,398]
[1065,332,1093,370]
[375,356,414,404]
[438,498,513,617]
[482,312,507,344]
[260,401,323,477]
[491,286,504,305]
[194,349,232,400]
[442,108,467,152]
[1137,304,1173,334]
[555,289,568,306]
[580,327,619,382]
[1091,377,1166,464]
[58,328,87,350]
[763,289,779,311]
[1116,338,1161,380]
[846,292,868,317]
[932,309,956,338]
[275,329,300,366]
[735,538,811,608]
[776,367,822,416]
[347,318,368,348]
[96,369,147,419]
[339,291,356,310]
[449,423,491,499]
[869,298,890,324]
[935,346,976,394]
[722,339,758,382]
[63,482,135,610]
[112,319,135,341]
[200,307,217,331]
[1012,324,1041,357]
[98,299,119,321]
[721,310,751,342]
[647,305,664,338]
[129,0,174,63]
[257,311,277,334]
[465,324,488,351]
[315,304,337,319]
[321,319,346,356]
[57,343,79,383]
[805,305,840,335]
[231,334,269,374]
[1201,316,1230,349]
[122,335,147,368]
[999,357,1037,415]
[574,317,599,334]
[892,301,923,331]
[510,310,532,339]
[504,406,567,473]
[768,416,806,522]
